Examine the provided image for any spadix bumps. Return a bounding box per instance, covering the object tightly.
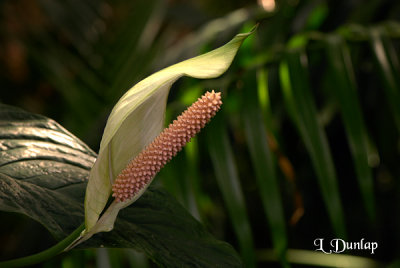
[112,90,222,202]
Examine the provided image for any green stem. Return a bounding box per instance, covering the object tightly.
[0,223,85,268]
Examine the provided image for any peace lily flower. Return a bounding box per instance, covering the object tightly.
[70,26,256,247]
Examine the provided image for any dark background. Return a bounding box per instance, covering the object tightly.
[1,0,400,267]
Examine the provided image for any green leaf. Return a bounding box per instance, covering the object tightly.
[256,68,274,131]
[242,70,288,265]
[279,51,347,238]
[207,115,256,268]
[84,26,257,235]
[324,34,376,220]
[0,104,242,267]
[369,26,400,132]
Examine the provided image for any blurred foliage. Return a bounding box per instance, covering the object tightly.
[1,0,400,267]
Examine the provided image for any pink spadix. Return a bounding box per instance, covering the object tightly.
[112,90,222,202]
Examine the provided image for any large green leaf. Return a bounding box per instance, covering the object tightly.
[0,104,242,267]
[84,27,256,235]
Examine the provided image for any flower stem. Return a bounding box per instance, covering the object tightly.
[0,223,85,267]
